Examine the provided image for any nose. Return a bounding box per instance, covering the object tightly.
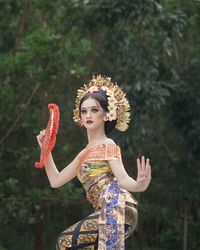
[86,110,92,118]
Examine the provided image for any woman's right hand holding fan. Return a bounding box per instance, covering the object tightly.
[36,129,46,148]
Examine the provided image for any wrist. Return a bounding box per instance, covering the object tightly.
[134,182,144,192]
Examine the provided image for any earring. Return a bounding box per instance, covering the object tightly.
[104,116,109,121]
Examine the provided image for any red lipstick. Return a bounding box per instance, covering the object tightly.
[86,120,93,124]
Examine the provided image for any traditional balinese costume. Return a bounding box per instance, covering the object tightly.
[56,75,138,249]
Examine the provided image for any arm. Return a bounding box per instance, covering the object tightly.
[44,152,81,188]
[37,130,85,188]
[108,156,151,192]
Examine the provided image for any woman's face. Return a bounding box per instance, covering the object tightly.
[80,98,106,130]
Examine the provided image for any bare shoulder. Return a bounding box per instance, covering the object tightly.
[77,147,87,159]
[104,138,116,145]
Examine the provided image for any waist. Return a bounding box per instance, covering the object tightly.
[86,176,137,210]
[86,174,113,208]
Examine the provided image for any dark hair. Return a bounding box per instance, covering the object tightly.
[79,89,117,134]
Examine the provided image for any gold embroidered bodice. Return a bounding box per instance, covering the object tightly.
[76,144,137,210]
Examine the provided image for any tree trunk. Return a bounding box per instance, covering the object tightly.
[34,225,45,250]
[183,201,188,250]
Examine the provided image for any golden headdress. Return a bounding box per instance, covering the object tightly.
[73,75,131,131]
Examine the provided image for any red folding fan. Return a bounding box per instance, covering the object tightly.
[35,103,60,168]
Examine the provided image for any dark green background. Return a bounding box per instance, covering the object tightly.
[1,0,200,249]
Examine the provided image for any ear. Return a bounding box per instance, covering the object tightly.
[104,112,109,121]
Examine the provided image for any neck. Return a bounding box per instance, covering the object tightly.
[87,127,107,146]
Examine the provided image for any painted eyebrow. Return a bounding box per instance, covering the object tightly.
[81,106,100,109]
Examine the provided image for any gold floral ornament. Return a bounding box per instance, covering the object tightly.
[73,75,131,131]
[88,86,99,93]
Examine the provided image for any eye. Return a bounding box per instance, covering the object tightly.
[92,108,99,113]
[81,109,87,114]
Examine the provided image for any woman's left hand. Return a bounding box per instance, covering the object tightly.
[136,156,151,192]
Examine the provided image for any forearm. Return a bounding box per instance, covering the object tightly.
[118,174,146,193]
[44,153,59,187]
[44,153,80,188]
[109,157,151,193]
[119,175,143,192]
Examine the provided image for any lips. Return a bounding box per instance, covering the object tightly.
[86,120,93,124]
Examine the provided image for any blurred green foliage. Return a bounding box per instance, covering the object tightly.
[0,0,200,249]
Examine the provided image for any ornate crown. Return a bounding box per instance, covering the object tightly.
[73,75,131,131]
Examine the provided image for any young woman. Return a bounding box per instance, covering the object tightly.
[37,75,151,250]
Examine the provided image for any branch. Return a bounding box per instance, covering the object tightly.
[0,83,40,144]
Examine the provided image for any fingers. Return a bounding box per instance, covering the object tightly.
[36,129,46,147]
[145,158,150,177]
[137,156,148,171]
[38,129,46,138]
[39,129,46,136]
[137,158,141,173]
[147,163,152,180]
[37,134,44,142]
[141,156,145,172]
[137,156,151,178]
[37,135,43,147]
[136,156,152,191]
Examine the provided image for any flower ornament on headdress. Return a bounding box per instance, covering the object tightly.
[88,86,99,93]
[73,75,131,131]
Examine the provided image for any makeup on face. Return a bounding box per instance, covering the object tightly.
[80,106,102,115]
[81,106,102,125]
[80,98,106,129]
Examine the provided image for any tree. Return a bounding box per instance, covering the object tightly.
[1,0,200,249]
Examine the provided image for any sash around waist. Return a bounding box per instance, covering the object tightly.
[85,175,137,210]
